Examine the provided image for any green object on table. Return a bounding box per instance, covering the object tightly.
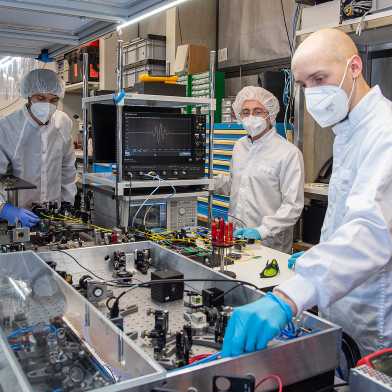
[259,259,280,278]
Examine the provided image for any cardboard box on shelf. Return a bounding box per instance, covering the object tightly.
[174,44,209,75]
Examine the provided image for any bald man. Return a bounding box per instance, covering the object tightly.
[222,28,392,358]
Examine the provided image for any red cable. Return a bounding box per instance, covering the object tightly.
[256,374,283,392]
[188,353,213,364]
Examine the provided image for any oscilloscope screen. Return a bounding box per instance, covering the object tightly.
[124,116,193,160]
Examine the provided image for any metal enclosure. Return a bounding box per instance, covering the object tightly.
[34,242,342,392]
[0,250,165,392]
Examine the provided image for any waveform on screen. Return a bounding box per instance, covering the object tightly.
[152,124,169,145]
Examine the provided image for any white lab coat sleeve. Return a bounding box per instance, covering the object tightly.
[60,117,77,204]
[278,134,392,314]
[257,149,304,239]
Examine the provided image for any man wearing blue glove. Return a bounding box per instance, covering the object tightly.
[223,28,392,358]
[214,86,304,253]
[287,251,304,270]
[0,69,76,227]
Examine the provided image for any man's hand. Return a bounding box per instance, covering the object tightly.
[288,251,305,270]
[222,293,293,357]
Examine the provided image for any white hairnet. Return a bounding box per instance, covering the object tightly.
[232,86,280,123]
[20,69,65,99]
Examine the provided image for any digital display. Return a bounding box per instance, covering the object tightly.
[124,114,193,161]
[371,352,392,377]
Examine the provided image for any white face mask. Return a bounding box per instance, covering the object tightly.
[30,102,57,124]
[304,57,356,128]
[242,115,268,138]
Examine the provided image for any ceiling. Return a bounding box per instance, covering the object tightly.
[0,0,173,58]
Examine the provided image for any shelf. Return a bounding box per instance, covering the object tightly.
[65,82,99,94]
[82,93,216,109]
[128,190,209,202]
[296,8,392,37]
[82,173,214,194]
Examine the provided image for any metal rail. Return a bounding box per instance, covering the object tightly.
[208,50,216,225]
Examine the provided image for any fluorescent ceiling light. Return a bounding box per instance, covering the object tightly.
[117,0,191,31]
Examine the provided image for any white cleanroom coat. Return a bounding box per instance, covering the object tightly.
[215,128,304,253]
[279,86,392,355]
[0,106,76,208]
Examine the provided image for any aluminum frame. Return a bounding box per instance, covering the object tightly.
[0,249,167,392]
[36,242,342,392]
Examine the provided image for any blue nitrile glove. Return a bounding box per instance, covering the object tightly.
[234,227,261,240]
[222,292,292,357]
[0,203,40,228]
[233,228,245,238]
[288,251,304,270]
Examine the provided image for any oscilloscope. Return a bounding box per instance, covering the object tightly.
[92,105,206,180]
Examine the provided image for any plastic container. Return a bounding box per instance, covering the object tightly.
[123,35,166,67]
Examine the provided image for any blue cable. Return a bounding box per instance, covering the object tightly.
[7,324,56,340]
[176,351,221,371]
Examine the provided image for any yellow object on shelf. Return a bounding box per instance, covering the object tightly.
[214,129,247,135]
[139,74,179,84]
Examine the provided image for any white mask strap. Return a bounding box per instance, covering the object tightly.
[339,55,356,89]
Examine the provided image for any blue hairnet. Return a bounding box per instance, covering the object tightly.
[20,69,65,99]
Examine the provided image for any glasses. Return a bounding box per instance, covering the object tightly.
[240,108,269,118]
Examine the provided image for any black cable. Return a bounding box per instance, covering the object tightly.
[340,331,362,379]
[108,278,262,315]
[212,283,243,304]
[56,250,106,281]
[314,383,348,392]
[342,331,362,365]
[55,250,136,289]
[280,0,293,55]
[106,296,116,311]
[136,278,260,292]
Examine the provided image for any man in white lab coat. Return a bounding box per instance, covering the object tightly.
[215,86,304,253]
[0,69,76,227]
[222,28,392,358]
